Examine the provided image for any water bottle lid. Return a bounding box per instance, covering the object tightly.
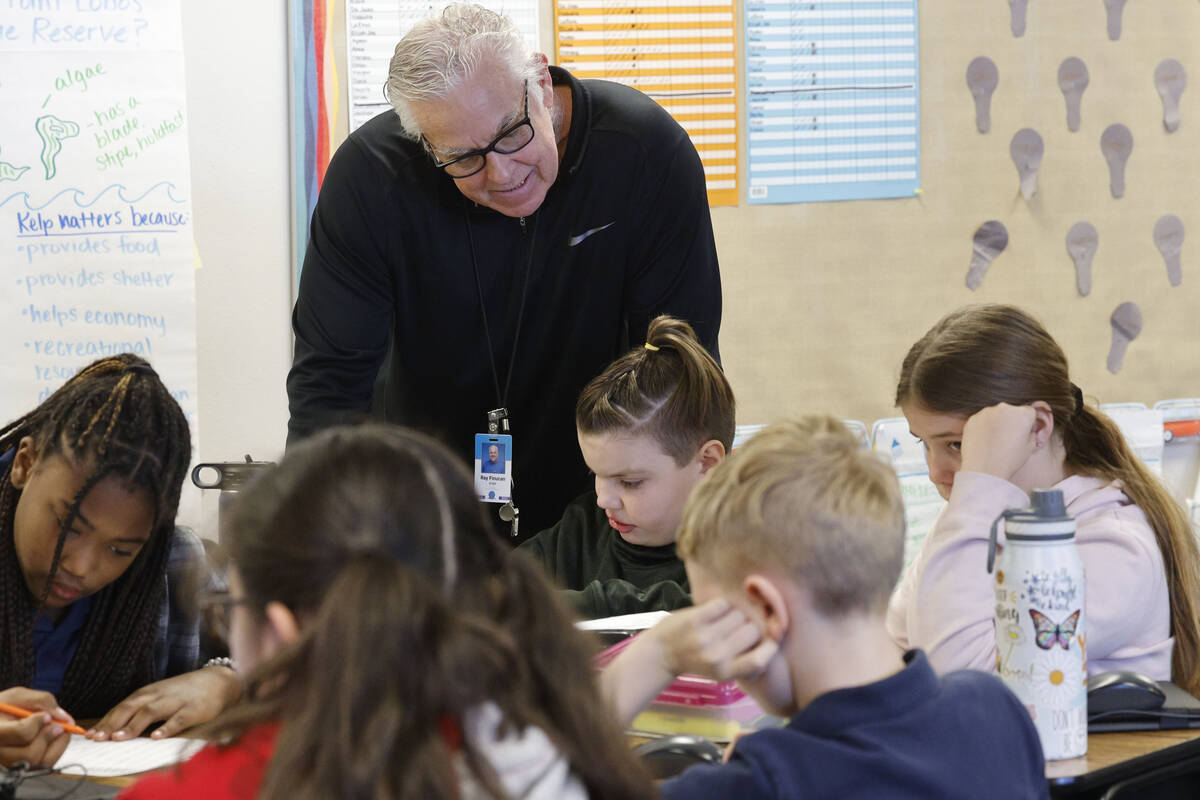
[987,489,1074,572]
[1029,488,1070,519]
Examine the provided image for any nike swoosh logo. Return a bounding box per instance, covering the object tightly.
[567,221,616,247]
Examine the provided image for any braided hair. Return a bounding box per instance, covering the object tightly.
[0,354,191,716]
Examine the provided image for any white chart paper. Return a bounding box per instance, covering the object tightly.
[0,2,199,448]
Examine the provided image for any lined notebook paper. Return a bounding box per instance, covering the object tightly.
[57,734,206,777]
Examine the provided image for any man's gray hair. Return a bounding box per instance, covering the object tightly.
[386,3,541,139]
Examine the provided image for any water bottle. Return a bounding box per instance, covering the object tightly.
[191,458,274,543]
[987,488,1087,760]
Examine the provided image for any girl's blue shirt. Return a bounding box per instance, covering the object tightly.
[31,596,93,695]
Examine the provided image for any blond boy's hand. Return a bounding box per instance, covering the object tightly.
[602,599,780,728]
[655,598,779,682]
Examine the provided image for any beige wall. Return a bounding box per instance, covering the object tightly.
[714,1,1200,430]
[182,0,291,538]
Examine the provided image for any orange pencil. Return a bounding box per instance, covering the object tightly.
[0,702,87,735]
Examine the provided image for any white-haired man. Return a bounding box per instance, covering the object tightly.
[287,4,722,539]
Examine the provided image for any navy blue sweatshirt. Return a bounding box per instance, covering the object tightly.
[662,650,1049,800]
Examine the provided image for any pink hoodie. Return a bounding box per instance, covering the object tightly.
[887,470,1172,678]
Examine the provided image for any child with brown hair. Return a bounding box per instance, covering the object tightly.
[889,304,1200,692]
[518,315,735,618]
[120,425,655,800]
[604,416,1048,798]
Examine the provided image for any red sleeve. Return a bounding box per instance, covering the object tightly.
[118,723,279,800]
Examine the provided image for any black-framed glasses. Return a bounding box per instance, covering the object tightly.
[423,84,535,179]
[199,589,253,636]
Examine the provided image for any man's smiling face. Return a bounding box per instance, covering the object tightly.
[413,61,560,218]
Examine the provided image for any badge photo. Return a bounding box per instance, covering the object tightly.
[474,433,512,503]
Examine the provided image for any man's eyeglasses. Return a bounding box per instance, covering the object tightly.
[423,84,535,179]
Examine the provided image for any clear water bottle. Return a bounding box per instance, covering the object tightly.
[987,488,1087,760]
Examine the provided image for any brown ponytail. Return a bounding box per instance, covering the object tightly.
[576,315,735,464]
[897,305,1200,693]
[1062,407,1200,693]
[207,425,654,800]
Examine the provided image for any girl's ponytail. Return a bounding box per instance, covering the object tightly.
[218,555,523,800]
[1064,406,1200,695]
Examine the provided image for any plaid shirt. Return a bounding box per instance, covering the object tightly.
[153,527,215,679]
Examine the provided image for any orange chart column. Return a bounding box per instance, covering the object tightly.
[556,0,739,206]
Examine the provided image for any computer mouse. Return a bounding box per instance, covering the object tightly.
[632,734,724,779]
[1087,670,1166,715]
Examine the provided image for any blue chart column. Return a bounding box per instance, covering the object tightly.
[744,0,920,204]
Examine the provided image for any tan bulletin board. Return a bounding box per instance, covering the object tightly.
[713,1,1200,430]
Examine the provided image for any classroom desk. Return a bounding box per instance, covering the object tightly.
[1046,729,1200,798]
[67,727,1200,795]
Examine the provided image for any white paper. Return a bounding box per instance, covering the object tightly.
[871,418,947,566]
[576,610,670,631]
[57,734,206,777]
[1102,406,1165,478]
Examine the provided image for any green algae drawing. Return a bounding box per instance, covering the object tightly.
[35,114,81,179]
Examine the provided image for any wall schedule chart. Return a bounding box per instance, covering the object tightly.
[555,0,739,206]
[346,1,540,133]
[745,0,919,204]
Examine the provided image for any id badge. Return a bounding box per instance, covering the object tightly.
[474,433,512,503]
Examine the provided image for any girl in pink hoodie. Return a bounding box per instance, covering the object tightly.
[887,304,1200,695]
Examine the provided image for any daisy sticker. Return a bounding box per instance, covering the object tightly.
[1032,648,1083,708]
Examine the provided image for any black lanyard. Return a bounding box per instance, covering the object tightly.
[464,208,538,417]
[463,207,538,536]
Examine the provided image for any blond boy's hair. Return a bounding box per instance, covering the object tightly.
[677,415,905,616]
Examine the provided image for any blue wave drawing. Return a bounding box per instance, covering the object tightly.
[0,181,186,211]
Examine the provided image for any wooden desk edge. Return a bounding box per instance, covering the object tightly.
[1047,729,1200,794]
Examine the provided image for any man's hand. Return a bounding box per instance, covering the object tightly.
[0,687,73,767]
[86,666,242,741]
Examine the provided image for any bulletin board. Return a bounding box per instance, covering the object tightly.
[298,1,1200,430]
[716,1,1200,430]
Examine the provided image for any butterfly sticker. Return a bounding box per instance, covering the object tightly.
[1029,608,1081,650]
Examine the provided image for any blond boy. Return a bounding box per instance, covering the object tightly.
[604,416,1048,799]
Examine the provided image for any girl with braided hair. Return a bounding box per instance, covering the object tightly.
[120,424,655,800]
[0,354,239,767]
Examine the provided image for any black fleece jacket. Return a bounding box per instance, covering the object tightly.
[287,67,722,538]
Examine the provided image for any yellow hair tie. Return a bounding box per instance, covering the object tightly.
[644,342,660,352]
